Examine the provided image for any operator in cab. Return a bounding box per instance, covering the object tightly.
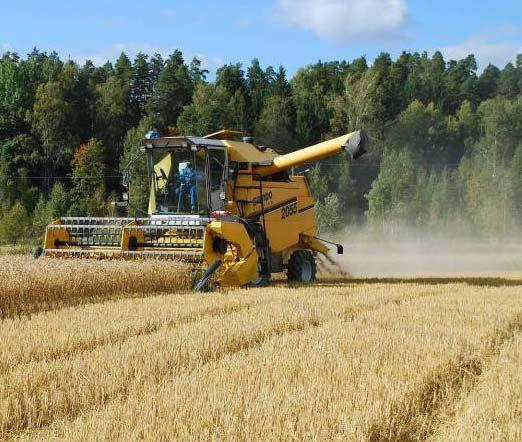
[175,162,198,213]
[145,128,160,139]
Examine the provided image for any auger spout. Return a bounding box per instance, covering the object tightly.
[253,129,369,178]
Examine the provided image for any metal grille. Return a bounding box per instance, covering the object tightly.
[44,216,211,260]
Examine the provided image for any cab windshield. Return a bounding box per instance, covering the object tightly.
[149,147,208,215]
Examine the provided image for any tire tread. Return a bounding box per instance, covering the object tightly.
[287,250,316,282]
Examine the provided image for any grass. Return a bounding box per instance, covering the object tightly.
[0,257,520,440]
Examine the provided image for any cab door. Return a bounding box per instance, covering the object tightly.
[207,147,228,211]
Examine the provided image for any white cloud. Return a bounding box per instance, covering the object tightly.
[276,0,408,42]
[438,27,522,71]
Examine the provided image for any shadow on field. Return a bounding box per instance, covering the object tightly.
[278,277,522,288]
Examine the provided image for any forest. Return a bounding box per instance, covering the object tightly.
[0,48,521,244]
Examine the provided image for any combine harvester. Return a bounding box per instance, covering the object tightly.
[40,129,368,290]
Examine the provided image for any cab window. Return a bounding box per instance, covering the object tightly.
[208,149,227,211]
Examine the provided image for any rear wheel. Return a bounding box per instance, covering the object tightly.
[287,250,316,283]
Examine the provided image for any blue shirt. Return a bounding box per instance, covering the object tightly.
[180,166,196,185]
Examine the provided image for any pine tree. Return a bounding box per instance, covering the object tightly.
[270,66,291,96]
[31,80,76,190]
[216,63,245,96]
[95,76,129,172]
[114,52,133,87]
[32,194,50,238]
[255,94,295,151]
[46,181,70,219]
[246,58,267,128]
[477,64,500,101]
[429,51,446,108]
[177,83,233,136]
[130,53,153,122]
[149,53,164,86]
[0,54,29,138]
[188,57,208,84]
[151,50,193,131]
[366,148,416,231]
[498,62,521,99]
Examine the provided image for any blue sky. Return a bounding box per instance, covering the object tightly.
[1,0,521,76]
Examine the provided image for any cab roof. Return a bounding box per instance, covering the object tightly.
[142,135,279,163]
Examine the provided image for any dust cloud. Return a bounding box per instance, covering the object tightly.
[325,228,522,278]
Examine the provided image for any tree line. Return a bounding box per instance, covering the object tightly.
[0,48,521,244]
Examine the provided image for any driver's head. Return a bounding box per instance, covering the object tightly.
[186,162,193,169]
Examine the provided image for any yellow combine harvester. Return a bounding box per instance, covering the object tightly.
[41,129,368,290]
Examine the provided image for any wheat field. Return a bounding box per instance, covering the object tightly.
[0,256,192,319]
[0,257,521,441]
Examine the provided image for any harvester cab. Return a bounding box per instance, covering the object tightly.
[143,136,228,216]
[41,129,369,290]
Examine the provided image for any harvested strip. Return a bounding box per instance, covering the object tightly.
[430,332,522,442]
[0,293,260,375]
[0,284,444,438]
[0,298,318,437]
[367,313,522,441]
[19,285,517,441]
[0,283,447,376]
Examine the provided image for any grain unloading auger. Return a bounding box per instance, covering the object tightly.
[41,129,368,289]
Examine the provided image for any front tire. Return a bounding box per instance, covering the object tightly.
[287,250,316,283]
